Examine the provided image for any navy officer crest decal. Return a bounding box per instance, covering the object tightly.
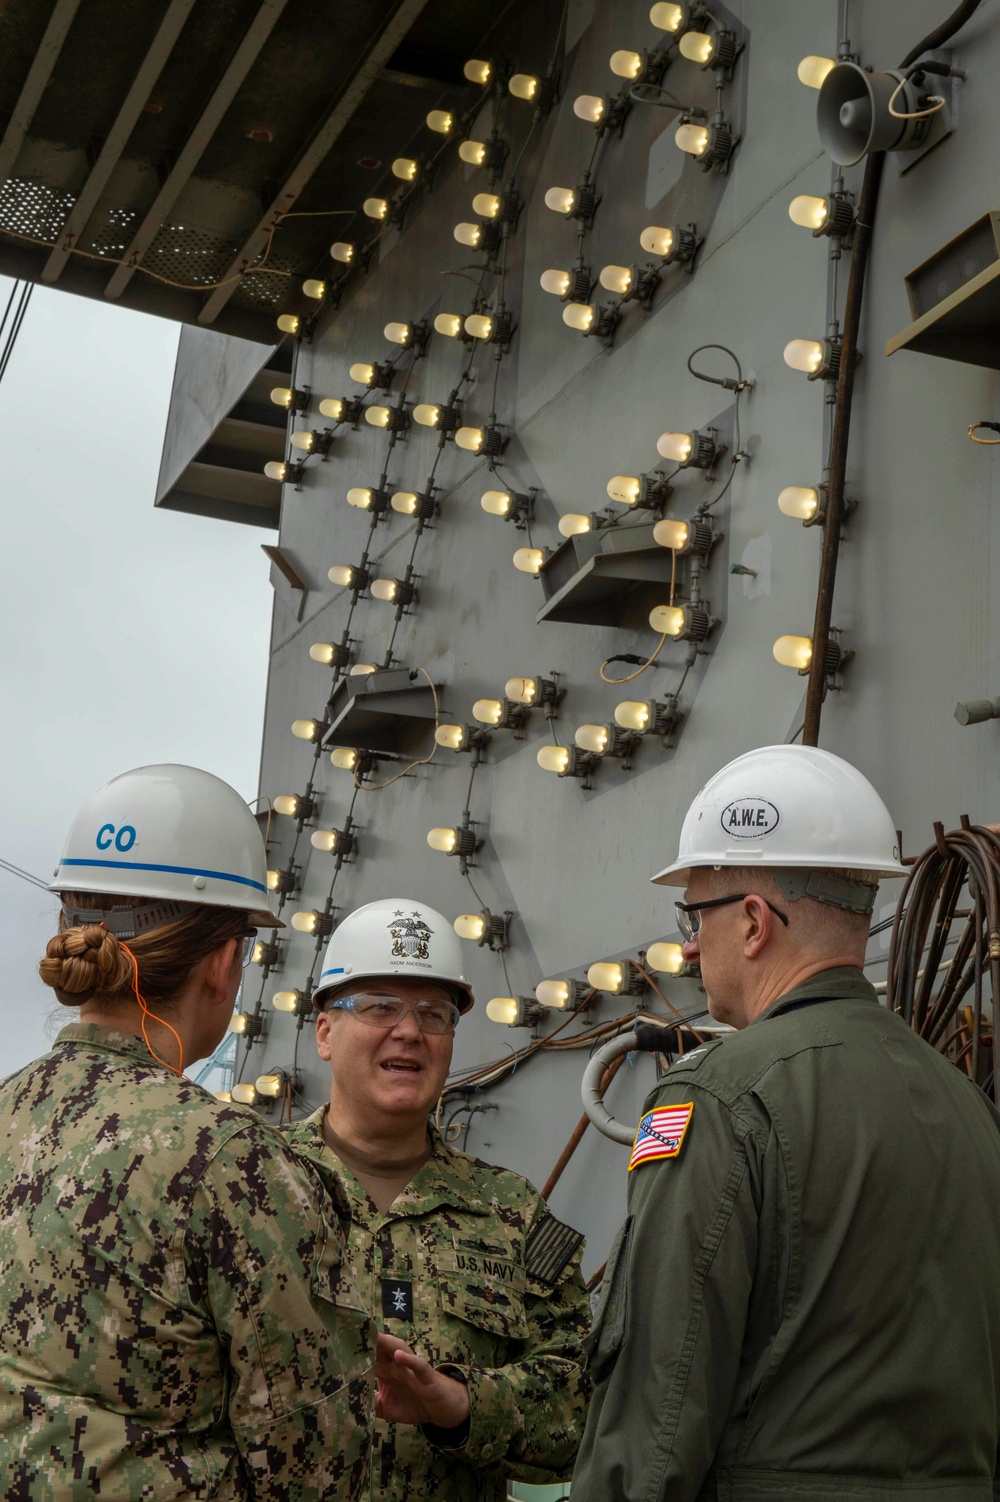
[389,910,432,960]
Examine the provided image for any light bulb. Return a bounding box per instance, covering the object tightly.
[657,431,692,462]
[290,430,314,451]
[455,426,484,452]
[214,1089,232,1102]
[540,268,570,296]
[464,313,494,340]
[615,700,650,731]
[536,979,570,1009]
[607,474,641,505]
[788,194,830,231]
[251,940,265,964]
[435,724,465,749]
[273,795,299,816]
[303,278,326,299]
[427,827,458,853]
[574,94,605,124]
[350,663,376,676]
[392,157,417,181]
[330,747,358,769]
[487,997,519,1025]
[459,140,486,165]
[562,303,594,332]
[505,677,537,704]
[264,461,287,481]
[276,313,299,334]
[472,699,503,726]
[454,913,486,941]
[364,405,391,428]
[472,192,500,219]
[232,1082,257,1105]
[575,724,609,754]
[319,397,343,419]
[778,486,820,521]
[291,911,319,933]
[371,578,399,602]
[384,321,411,344]
[559,513,591,537]
[328,564,355,586]
[599,264,634,295]
[311,829,338,852]
[413,403,441,427]
[427,109,453,133]
[679,30,714,63]
[508,73,538,99]
[649,605,686,636]
[266,871,280,891]
[270,387,293,407]
[537,745,570,774]
[434,313,462,337]
[783,338,824,374]
[610,49,643,80]
[464,58,491,84]
[513,547,545,574]
[363,197,388,220]
[330,241,354,263]
[647,941,684,974]
[653,518,690,550]
[453,223,482,247]
[349,362,374,385]
[347,487,374,509]
[256,1073,282,1097]
[588,960,624,992]
[229,1013,250,1034]
[675,122,710,157]
[650,2,684,30]
[797,55,835,89]
[545,186,576,214]
[291,718,320,740]
[481,489,511,516]
[272,991,300,1013]
[773,635,813,670]
[640,225,674,256]
[391,491,418,515]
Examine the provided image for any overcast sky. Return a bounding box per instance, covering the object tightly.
[1,276,272,1075]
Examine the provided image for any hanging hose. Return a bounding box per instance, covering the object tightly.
[581,1023,706,1144]
[887,819,1000,1097]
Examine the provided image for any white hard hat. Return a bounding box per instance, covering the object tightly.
[652,744,908,887]
[50,763,281,928]
[314,898,474,1012]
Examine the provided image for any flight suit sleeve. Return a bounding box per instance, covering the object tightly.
[570,1078,762,1502]
[428,1195,593,1480]
[185,1126,376,1501]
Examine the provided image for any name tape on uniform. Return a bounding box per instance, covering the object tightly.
[628,1103,694,1171]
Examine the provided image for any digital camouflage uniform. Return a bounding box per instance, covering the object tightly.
[285,1107,592,1502]
[0,1024,375,1501]
[573,968,1000,1502]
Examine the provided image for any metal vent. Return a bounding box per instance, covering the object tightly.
[0,177,75,241]
[905,213,1000,318]
[86,206,139,259]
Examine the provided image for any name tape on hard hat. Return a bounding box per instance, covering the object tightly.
[720,797,780,839]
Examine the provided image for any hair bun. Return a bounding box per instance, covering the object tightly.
[38,924,134,1004]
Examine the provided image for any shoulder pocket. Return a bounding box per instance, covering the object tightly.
[584,1215,633,1381]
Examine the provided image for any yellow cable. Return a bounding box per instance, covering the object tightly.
[354,667,440,791]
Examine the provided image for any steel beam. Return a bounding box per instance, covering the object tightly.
[41,0,198,285]
[0,0,84,188]
[196,0,429,328]
[102,0,290,301]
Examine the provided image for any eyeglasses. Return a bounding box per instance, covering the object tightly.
[674,894,789,941]
[325,992,461,1035]
[240,930,258,967]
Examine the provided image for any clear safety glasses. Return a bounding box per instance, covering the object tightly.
[674,894,789,942]
[240,930,258,967]
[325,992,460,1034]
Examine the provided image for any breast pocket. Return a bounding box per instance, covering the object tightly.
[584,1215,633,1381]
[439,1234,529,1362]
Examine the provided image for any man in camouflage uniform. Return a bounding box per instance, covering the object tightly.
[285,898,591,1501]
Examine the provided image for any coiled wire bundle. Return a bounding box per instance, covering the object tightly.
[887,819,1000,1099]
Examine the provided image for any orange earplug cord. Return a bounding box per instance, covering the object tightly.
[117,938,185,1078]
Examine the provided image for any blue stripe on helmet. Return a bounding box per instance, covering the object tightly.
[320,967,346,978]
[59,858,267,895]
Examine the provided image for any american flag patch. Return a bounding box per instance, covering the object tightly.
[628,1103,694,1171]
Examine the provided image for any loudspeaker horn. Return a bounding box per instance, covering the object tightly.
[817,63,932,166]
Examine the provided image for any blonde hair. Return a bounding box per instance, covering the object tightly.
[39,895,248,1010]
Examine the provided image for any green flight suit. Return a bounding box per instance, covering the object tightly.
[572,967,1000,1502]
[0,1025,375,1501]
[285,1108,592,1502]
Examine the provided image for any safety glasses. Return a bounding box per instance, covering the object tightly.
[674,894,789,941]
[325,992,460,1034]
[240,930,258,967]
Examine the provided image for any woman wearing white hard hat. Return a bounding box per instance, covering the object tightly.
[284,897,592,1502]
[0,764,373,1501]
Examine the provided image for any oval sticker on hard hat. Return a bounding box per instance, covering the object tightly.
[721,798,780,839]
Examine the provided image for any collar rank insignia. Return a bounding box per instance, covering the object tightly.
[628,1102,694,1171]
[381,1278,414,1321]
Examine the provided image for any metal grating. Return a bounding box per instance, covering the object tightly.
[86,205,139,259]
[906,215,999,318]
[0,177,76,244]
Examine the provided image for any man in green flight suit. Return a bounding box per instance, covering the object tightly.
[284,897,591,1502]
[572,744,1000,1502]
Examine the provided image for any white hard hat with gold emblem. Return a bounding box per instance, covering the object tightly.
[314,898,474,1012]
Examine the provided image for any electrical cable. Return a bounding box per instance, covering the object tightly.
[0,279,32,387]
[0,855,50,890]
[353,668,440,791]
